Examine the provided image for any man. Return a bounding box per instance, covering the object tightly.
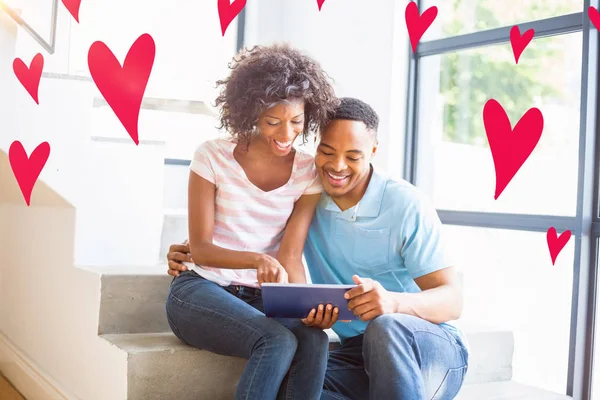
[167,98,469,400]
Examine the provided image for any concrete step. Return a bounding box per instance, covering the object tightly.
[101,326,513,400]
[95,265,172,334]
[456,381,571,399]
[460,324,513,385]
[97,269,514,386]
[102,332,243,400]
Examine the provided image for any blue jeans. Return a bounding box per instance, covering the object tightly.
[322,314,469,400]
[165,270,330,400]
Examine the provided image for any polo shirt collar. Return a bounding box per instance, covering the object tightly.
[322,165,388,218]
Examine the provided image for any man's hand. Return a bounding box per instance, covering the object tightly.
[167,240,193,277]
[345,275,398,321]
[302,303,340,329]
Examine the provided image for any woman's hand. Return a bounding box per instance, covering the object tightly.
[255,254,289,285]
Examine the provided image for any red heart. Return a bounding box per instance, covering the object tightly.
[218,0,247,36]
[9,141,50,206]
[589,6,600,30]
[405,1,437,53]
[510,26,534,64]
[317,0,325,11]
[88,34,155,146]
[546,227,571,265]
[13,53,44,104]
[483,99,544,200]
[61,0,81,23]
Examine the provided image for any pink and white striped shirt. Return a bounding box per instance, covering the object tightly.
[188,137,323,288]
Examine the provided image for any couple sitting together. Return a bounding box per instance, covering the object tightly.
[164,43,470,400]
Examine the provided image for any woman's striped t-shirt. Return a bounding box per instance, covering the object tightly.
[188,138,322,288]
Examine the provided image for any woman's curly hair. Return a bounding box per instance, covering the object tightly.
[214,43,340,146]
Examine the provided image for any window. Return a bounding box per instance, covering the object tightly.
[421,0,582,40]
[444,225,574,392]
[405,1,600,398]
[416,33,582,216]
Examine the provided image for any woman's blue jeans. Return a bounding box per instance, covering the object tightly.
[166,270,330,400]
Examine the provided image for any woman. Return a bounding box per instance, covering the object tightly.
[165,43,340,400]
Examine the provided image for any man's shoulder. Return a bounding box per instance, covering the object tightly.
[378,173,431,213]
[381,176,419,196]
[378,177,441,239]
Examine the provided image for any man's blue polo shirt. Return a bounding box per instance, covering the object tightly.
[304,166,465,344]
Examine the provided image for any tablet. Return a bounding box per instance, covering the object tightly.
[261,283,359,320]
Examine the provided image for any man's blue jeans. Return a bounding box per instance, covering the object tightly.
[165,270,329,400]
[322,314,469,400]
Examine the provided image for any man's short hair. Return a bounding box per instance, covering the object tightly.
[328,97,379,135]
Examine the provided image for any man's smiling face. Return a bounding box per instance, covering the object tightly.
[315,119,377,199]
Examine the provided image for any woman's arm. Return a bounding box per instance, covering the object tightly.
[276,193,321,283]
[188,171,267,269]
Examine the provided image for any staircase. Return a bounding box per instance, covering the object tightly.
[89,263,572,400]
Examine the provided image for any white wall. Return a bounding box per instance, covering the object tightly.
[0,72,167,267]
[0,195,127,400]
[74,137,165,266]
[2,3,168,267]
[0,14,17,336]
[0,11,17,154]
[244,0,409,180]
[0,9,140,395]
[21,0,242,266]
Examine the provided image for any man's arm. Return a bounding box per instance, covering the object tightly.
[392,267,463,323]
[390,191,463,323]
[276,193,321,283]
[347,191,463,323]
[346,268,463,324]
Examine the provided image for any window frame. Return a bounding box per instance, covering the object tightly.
[403,1,600,398]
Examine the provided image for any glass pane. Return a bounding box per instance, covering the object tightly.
[445,225,573,394]
[416,32,581,216]
[421,0,583,41]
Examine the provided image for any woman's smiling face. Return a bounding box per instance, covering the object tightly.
[256,101,305,157]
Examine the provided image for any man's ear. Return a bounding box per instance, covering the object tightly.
[371,140,379,157]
